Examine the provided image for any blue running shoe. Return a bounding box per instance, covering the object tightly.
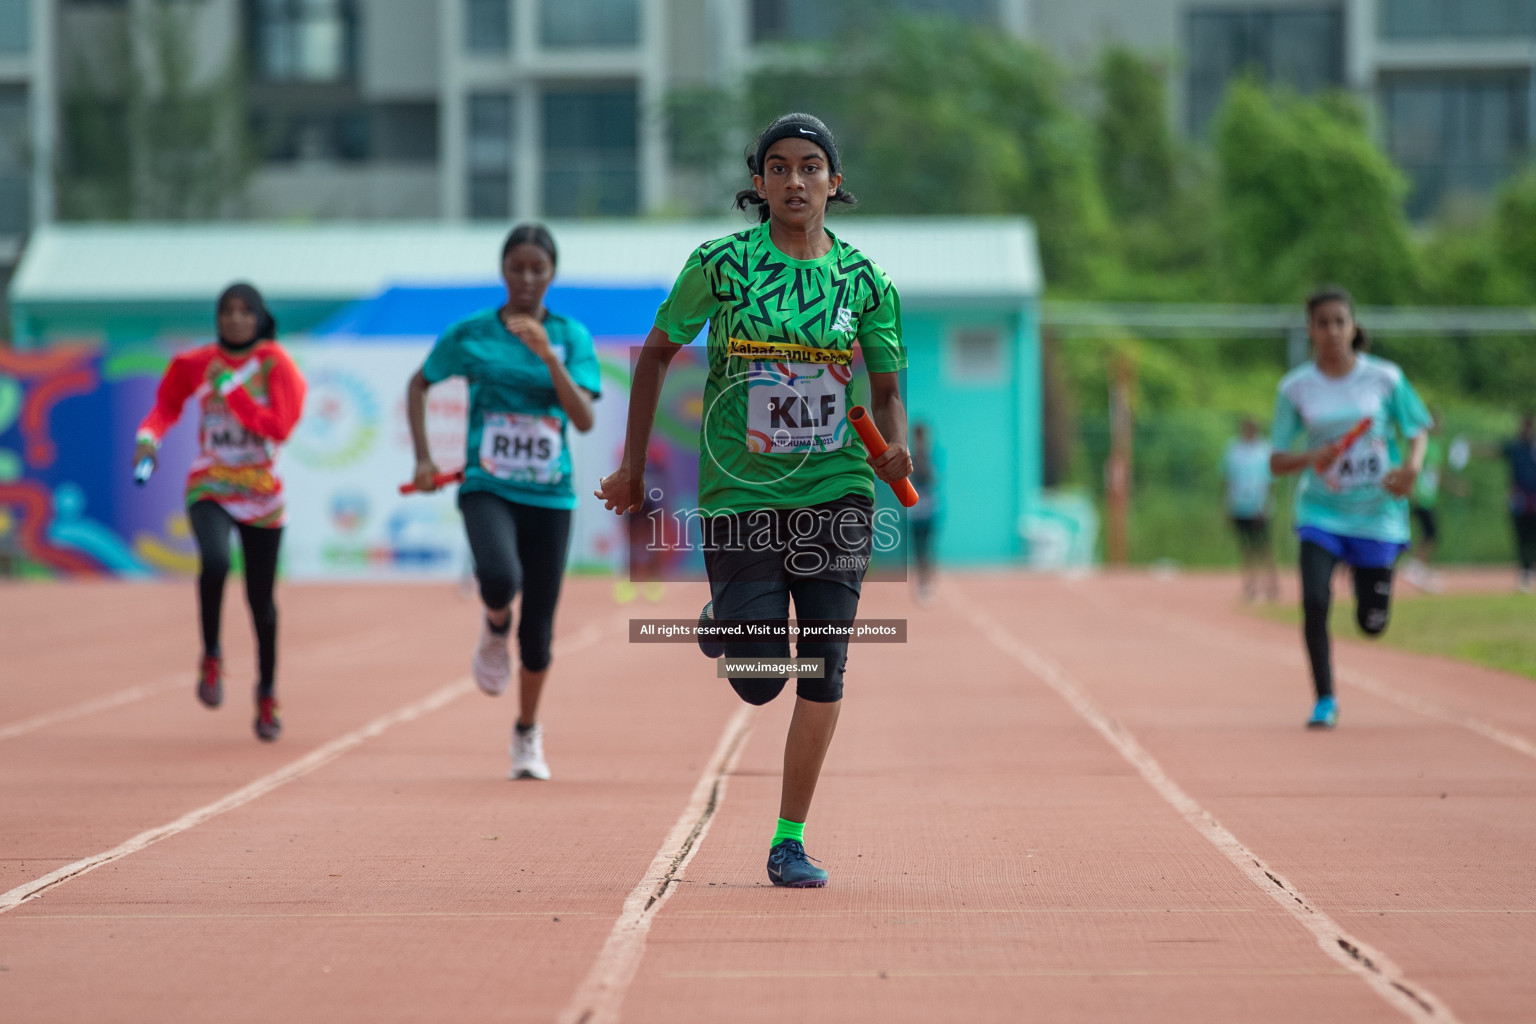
[1307,696,1338,730]
[698,601,726,659]
[767,839,828,888]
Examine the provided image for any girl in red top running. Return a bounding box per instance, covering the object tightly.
[134,283,307,741]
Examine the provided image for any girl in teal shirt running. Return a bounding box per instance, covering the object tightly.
[1269,287,1430,729]
[407,224,602,780]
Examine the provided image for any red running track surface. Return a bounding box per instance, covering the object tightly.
[0,571,1532,1023]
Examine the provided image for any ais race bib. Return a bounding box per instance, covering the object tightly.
[732,339,854,455]
[1324,434,1389,493]
[480,412,563,483]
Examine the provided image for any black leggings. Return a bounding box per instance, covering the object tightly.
[188,500,283,697]
[459,490,571,673]
[708,578,861,705]
[1299,541,1395,699]
[1514,512,1536,571]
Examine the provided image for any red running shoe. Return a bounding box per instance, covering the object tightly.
[254,695,282,742]
[197,654,223,708]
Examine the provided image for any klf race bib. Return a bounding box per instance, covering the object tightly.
[480,412,563,483]
[202,407,268,466]
[1323,434,1389,493]
[733,340,854,454]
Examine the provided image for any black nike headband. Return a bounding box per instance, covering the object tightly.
[752,117,841,177]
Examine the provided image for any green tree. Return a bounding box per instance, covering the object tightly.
[59,3,252,220]
[1213,80,1417,303]
[1492,166,1536,294]
[1096,47,1175,221]
[701,16,1114,289]
[1092,46,1219,300]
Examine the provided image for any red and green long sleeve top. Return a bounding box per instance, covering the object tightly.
[137,342,307,527]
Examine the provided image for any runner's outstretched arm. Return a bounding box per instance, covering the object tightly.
[405,369,441,493]
[596,327,680,514]
[1383,431,1427,497]
[866,370,912,484]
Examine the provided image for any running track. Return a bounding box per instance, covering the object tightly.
[2,572,1532,1023]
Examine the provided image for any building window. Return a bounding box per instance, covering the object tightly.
[251,109,370,162]
[249,0,358,83]
[468,93,512,219]
[1187,7,1344,134]
[542,88,637,216]
[1381,0,1536,39]
[373,102,439,162]
[946,326,1006,383]
[1383,72,1530,217]
[539,0,638,48]
[0,0,27,55]
[752,0,997,43]
[465,0,510,53]
[0,86,28,234]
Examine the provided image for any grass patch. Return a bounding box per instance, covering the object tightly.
[1253,592,1536,681]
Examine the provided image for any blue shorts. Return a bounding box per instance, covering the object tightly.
[1296,526,1407,570]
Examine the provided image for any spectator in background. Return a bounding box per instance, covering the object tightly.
[1222,417,1278,602]
[1500,413,1536,593]
[908,421,942,604]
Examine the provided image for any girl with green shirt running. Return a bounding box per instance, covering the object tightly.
[407,224,602,780]
[596,113,912,888]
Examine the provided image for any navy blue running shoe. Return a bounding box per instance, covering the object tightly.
[698,601,726,659]
[767,839,828,888]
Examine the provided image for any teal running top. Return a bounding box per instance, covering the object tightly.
[422,307,602,510]
[1271,354,1431,543]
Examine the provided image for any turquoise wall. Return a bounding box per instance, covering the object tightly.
[902,300,1041,564]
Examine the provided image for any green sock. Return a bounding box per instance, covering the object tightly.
[771,818,805,847]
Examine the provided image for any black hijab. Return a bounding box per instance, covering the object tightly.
[216,282,277,352]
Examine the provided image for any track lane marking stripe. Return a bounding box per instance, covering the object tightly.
[0,676,186,741]
[0,625,418,743]
[0,621,606,915]
[0,679,473,914]
[558,704,756,1024]
[951,586,1461,1024]
[1077,585,1536,765]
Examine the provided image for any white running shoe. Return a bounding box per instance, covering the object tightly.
[472,618,512,696]
[509,723,550,780]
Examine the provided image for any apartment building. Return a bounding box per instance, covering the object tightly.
[1033,0,1536,217]
[0,0,1020,233]
[13,0,1518,240]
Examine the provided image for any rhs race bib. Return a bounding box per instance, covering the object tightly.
[479,412,563,483]
[1323,434,1389,493]
[733,339,854,454]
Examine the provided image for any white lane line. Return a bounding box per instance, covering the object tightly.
[557,704,756,1024]
[0,676,185,741]
[950,587,1461,1024]
[1337,667,1536,762]
[0,620,607,915]
[0,625,408,743]
[0,679,472,915]
[1115,594,1536,766]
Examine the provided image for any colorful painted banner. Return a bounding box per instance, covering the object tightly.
[0,338,709,582]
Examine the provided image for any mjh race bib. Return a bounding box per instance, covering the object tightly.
[733,340,854,455]
[480,412,563,483]
[202,407,269,466]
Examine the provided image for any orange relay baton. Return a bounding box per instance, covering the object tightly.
[1323,417,1373,469]
[848,405,919,508]
[399,469,465,495]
